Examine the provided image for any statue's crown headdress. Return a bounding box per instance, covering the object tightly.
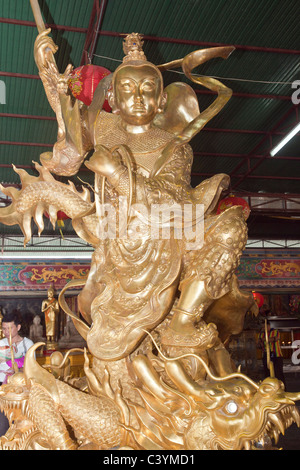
[122,33,146,62]
[48,284,55,294]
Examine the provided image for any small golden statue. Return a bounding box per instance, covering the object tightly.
[0,3,299,450]
[41,286,59,350]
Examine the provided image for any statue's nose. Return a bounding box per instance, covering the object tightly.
[134,85,144,103]
[134,94,143,104]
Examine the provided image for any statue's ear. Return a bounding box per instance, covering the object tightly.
[157,92,167,113]
[107,89,119,114]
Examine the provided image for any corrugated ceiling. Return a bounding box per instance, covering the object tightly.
[0,0,299,247]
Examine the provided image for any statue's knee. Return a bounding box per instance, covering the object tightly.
[206,206,247,252]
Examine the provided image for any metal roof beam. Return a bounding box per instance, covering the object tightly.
[203,128,284,136]
[193,172,300,181]
[136,33,300,56]
[1,17,299,55]
[80,0,108,65]
[0,71,39,79]
[80,0,98,65]
[196,89,290,101]
[0,140,53,148]
[0,113,55,120]
[0,17,87,33]
[229,106,298,189]
[194,152,300,161]
[233,191,300,199]
[96,30,300,55]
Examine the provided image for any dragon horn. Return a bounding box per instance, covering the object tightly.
[24,342,60,404]
[284,391,300,403]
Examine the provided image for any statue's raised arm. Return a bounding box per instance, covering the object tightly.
[33,28,95,176]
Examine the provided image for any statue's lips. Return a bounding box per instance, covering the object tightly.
[131,104,146,114]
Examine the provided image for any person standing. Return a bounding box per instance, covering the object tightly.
[0,312,34,435]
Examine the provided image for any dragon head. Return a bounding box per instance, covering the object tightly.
[128,354,300,450]
[0,373,38,450]
[185,376,300,450]
[0,373,30,423]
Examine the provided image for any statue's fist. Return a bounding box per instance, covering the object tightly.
[85,145,123,179]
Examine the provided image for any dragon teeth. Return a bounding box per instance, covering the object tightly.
[291,407,300,427]
[269,413,285,435]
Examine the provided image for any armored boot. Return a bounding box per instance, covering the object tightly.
[160,280,218,352]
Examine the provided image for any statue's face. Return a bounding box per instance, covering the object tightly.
[48,289,54,299]
[113,64,163,127]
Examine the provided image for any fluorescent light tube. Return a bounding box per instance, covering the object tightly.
[270,121,300,156]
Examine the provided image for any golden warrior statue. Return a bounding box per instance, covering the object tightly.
[32,30,247,369]
[0,21,299,450]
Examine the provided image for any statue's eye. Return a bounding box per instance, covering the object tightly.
[225,400,238,414]
[259,383,276,395]
[119,80,135,92]
[141,80,156,92]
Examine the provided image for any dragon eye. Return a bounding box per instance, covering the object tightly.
[225,400,238,414]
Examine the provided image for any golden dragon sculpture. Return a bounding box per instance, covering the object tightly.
[0,339,299,450]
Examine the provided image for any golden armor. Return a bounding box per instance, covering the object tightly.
[0,29,299,450]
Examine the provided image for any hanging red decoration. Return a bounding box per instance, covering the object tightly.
[56,211,69,228]
[252,292,264,307]
[217,194,251,220]
[68,64,111,110]
[44,211,69,228]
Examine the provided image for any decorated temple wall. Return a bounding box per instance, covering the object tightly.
[0,262,90,292]
[237,249,300,317]
[0,261,87,338]
[236,249,300,290]
[1,249,299,293]
[0,249,300,325]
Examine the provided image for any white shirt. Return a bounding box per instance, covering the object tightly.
[0,337,34,383]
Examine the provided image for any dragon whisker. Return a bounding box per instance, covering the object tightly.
[142,329,259,390]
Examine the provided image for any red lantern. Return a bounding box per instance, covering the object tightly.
[68,64,111,110]
[252,292,264,307]
[217,195,250,220]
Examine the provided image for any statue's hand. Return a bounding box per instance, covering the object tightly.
[34,28,58,71]
[85,145,124,180]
